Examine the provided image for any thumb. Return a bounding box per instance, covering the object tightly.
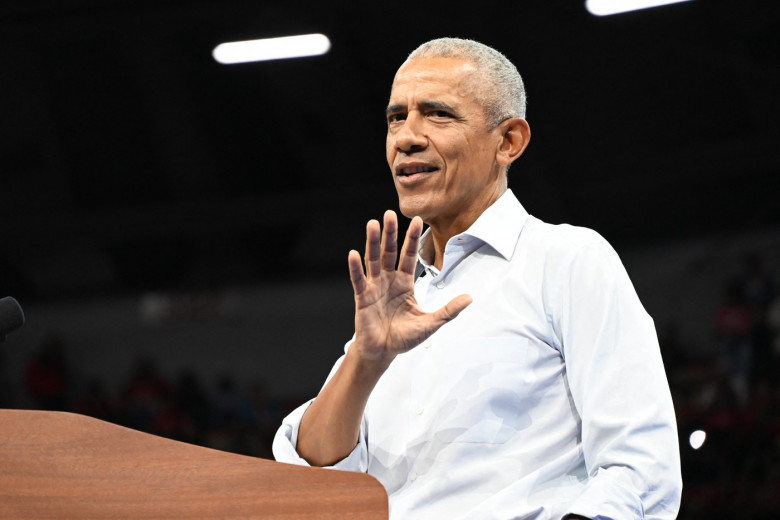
[431,294,472,325]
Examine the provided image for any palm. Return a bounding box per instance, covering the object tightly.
[348,211,471,363]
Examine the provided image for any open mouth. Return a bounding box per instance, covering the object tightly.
[397,165,438,176]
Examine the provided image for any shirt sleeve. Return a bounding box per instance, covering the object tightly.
[555,238,682,519]
[271,348,370,473]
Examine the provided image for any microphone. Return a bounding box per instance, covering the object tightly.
[0,296,25,342]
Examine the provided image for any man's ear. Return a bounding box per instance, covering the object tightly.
[496,117,531,167]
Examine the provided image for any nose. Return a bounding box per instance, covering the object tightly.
[393,112,428,153]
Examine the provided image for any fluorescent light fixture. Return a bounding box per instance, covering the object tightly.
[586,0,692,16]
[213,33,331,65]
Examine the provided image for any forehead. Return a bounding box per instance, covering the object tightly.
[389,57,480,104]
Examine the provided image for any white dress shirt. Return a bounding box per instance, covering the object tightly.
[273,190,682,519]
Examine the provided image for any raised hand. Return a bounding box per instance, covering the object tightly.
[347,210,472,367]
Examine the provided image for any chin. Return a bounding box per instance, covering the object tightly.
[397,198,429,221]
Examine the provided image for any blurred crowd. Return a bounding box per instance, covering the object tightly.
[661,253,779,518]
[22,343,290,460]
[10,252,780,518]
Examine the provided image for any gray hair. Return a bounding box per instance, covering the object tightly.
[405,37,526,127]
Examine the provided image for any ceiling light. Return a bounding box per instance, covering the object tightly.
[586,0,693,16]
[689,430,706,450]
[213,33,331,65]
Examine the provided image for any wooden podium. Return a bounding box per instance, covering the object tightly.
[0,410,388,519]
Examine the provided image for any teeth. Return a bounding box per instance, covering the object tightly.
[400,165,435,175]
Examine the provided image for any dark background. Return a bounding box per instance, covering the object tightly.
[1,1,778,518]
[1,0,777,299]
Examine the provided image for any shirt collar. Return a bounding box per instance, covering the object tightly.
[417,189,529,267]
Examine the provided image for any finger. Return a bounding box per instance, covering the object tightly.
[348,249,367,295]
[398,216,423,276]
[431,294,472,324]
[364,219,381,279]
[380,210,398,271]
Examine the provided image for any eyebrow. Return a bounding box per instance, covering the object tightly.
[385,100,458,116]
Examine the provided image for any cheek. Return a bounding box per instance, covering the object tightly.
[442,131,471,155]
[385,137,395,167]
[438,138,468,170]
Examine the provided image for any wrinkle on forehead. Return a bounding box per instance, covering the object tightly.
[389,57,481,104]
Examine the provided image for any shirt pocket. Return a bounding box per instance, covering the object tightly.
[432,336,530,444]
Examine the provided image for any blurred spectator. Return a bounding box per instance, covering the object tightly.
[767,295,780,386]
[739,253,776,389]
[739,253,775,316]
[206,374,254,454]
[715,279,753,405]
[151,395,197,444]
[24,334,69,410]
[119,357,170,431]
[72,377,116,423]
[172,370,210,439]
[210,374,252,429]
[247,380,282,459]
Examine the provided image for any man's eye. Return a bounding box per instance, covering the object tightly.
[431,110,453,118]
[387,113,406,123]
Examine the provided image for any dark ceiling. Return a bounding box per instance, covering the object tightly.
[1,0,778,302]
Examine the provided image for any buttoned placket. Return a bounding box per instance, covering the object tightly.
[406,234,475,486]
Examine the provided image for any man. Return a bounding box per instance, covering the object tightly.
[273,37,682,519]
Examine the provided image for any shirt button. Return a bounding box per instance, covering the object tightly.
[436,281,445,289]
[410,472,418,481]
[422,340,432,349]
[416,407,424,415]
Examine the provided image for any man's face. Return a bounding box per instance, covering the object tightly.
[386,56,506,231]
